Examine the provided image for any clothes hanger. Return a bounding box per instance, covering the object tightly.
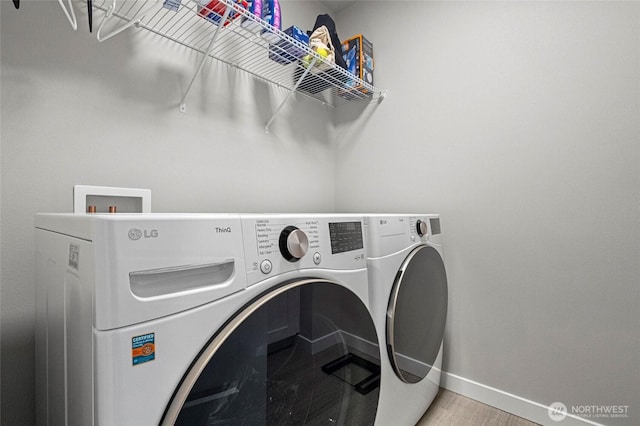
[88,0,93,32]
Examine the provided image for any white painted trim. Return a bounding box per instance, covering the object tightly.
[339,330,380,360]
[441,371,606,426]
[297,330,343,355]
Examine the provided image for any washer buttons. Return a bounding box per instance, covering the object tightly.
[313,252,321,265]
[260,260,272,274]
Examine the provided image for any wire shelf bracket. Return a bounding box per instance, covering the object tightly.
[58,0,79,30]
[97,0,160,42]
[265,56,318,134]
[179,5,231,113]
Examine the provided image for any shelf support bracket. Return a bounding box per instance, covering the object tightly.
[57,0,78,30]
[96,0,159,42]
[264,58,318,134]
[179,6,232,113]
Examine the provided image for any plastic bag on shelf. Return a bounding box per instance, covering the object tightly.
[302,25,336,71]
[294,14,348,95]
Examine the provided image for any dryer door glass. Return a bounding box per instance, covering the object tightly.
[162,280,380,425]
[387,245,448,383]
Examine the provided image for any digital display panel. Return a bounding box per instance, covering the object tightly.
[430,218,441,235]
[329,222,364,254]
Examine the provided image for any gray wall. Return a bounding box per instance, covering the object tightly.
[335,2,639,425]
[2,1,640,426]
[0,1,334,423]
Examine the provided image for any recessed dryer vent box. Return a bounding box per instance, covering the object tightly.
[73,185,152,214]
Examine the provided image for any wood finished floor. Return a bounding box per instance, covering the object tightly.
[417,389,540,426]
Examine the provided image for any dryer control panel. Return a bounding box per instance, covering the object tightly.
[364,214,441,258]
[241,215,367,286]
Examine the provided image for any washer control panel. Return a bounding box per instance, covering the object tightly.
[242,215,367,286]
[252,217,320,259]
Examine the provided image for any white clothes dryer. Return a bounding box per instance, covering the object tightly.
[364,214,448,426]
[35,213,382,426]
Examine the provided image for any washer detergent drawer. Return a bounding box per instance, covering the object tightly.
[92,217,248,331]
[130,260,235,298]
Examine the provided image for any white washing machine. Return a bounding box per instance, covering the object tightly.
[364,214,448,426]
[35,213,383,425]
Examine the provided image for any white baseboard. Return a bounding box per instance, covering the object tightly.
[296,330,343,354]
[339,330,381,360]
[441,371,606,426]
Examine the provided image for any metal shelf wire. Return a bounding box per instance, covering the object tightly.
[89,0,386,131]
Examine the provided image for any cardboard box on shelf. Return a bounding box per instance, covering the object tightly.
[339,34,374,99]
[269,26,309,64]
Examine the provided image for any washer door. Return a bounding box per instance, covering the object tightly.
[387,245,448,383]
[161,279,380,425]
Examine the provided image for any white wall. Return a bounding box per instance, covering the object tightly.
[0,1,334,423]
[335,2,639,425]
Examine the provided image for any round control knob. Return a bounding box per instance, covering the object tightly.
[279,226,309,262]
[416,219,428,237]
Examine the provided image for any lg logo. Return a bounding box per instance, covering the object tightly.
[128,228,158,240]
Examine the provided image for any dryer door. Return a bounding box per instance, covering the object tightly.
[161,279,381,425]
[387,245,448,383]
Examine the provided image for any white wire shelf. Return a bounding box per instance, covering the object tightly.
[88,0,386,131]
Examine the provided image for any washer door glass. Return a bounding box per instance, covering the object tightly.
[387,245,448,383]
[162,280,380,425]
